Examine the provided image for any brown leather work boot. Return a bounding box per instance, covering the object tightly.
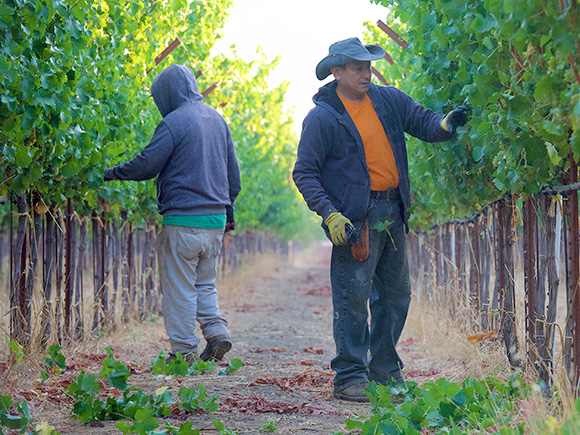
[333,382,370,402]
[200,335,232,361]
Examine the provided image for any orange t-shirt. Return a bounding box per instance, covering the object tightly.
[338,93,399,190]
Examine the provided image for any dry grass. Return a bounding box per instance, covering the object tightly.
[404,279,579,434]
[404,297,513,383]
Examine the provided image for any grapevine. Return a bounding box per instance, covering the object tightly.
[365,0,580,228]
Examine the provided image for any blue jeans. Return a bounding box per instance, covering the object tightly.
[330,196,411,391]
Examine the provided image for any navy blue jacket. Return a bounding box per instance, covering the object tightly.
[292,80,452,232]
[105,65,241,216]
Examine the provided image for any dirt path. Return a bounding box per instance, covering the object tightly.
[19,242,452,434]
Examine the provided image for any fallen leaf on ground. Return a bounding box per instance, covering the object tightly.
[302,347,324,355]
[301,286,332,297]
[467,330,498,343]
[399,337,417,347]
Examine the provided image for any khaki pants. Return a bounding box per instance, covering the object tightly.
[157,225,229,355]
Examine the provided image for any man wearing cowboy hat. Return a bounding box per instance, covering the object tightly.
[293,37,468,402]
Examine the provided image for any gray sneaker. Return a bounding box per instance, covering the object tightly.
[333,382,370,402]
[200,335,232,361]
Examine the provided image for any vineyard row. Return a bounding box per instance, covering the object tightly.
[1,195,290,350]
[409,160,580,396]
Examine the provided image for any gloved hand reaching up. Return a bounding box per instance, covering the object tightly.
[441,105,470,133]
[104,168,117,181]
[325,211,354,246]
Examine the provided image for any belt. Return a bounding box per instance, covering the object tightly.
[370,187,400,201]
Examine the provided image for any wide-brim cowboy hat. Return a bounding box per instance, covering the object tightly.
[316,37,386,80]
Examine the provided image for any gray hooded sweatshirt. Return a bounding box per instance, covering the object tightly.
[105,64,241,216]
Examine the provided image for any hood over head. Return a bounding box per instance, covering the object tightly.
[151,64,202,117]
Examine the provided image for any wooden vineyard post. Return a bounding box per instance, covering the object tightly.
[469,217,481,327]
[460,224,468,306]
[54,209,64,342]
[538,192,560,390]
[64,199,73,337]
[92,211,100,333]
[442,224,452,312]
[9,194,13,331]
[419,234,427,302]
[101,212,107,327]
[143,223,151,315]
[110,219,120,329]
[423,234,430,301]
[10,194,28,345]
[493,203,505,334]
[74,218,87,338]
[27,202,41,343]
[148,224,158,314]
[121,212,129,323]
[140,222,155,318]
[523,197,537,364]
[18,211,27,344]
[490,207,501,330]
[42,209,55,346]
[454,223,463,307]
[412,234,423,302]
[480,209,493,330]
[92,211,109,332]
[0,216,4,291]
[127,220,134,321]
[494,198,522,367]
[435,227,442,295]
[565,153,580,391]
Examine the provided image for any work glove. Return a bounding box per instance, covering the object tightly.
[441,105,470,134]
[225,204,235,233]
[325,211,354,246]
[104,168,117,182]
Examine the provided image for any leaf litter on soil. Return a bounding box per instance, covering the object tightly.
[250,368,333,393]
[7,245,486,433]
[299,285,332,297]
[218,393,342,415]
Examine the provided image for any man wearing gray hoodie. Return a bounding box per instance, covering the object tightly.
[104,64,241,363]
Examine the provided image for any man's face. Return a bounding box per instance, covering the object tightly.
[332,60,372,102]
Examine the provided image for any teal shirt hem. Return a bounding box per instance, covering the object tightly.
[163,214,226,229]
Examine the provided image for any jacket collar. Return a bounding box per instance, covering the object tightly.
[313,80,344,116]
[313,80,384,116]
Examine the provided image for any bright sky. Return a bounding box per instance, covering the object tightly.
[211,0,388,134]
